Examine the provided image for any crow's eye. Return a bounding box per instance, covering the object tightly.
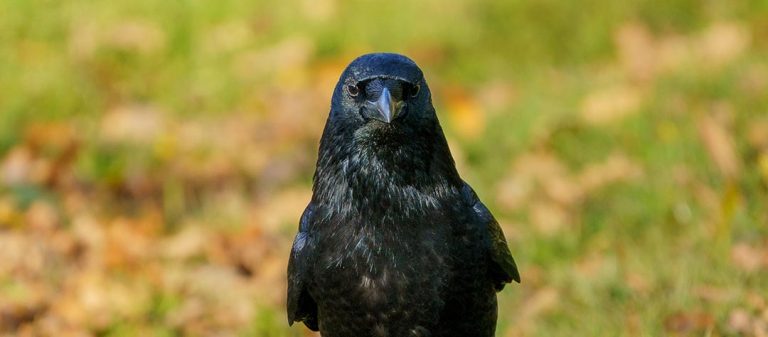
[409,84,420,98]
[347,84,360,97]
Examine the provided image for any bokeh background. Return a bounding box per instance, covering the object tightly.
[1,0,767,336]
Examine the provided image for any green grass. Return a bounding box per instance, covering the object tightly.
[1,0,766,336]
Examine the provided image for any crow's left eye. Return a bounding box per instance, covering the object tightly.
[408,84,420,98]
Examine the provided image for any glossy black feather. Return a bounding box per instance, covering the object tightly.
[287,53,519,337]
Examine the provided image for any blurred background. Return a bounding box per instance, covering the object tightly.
[1,0,767,336]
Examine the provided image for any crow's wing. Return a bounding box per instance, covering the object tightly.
[287,203,319,331]
[462,183,521,290]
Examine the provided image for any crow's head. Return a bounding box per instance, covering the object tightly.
[314,53,460,210]
[328,53,436,135]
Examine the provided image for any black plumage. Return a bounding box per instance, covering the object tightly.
[287,53,520,337]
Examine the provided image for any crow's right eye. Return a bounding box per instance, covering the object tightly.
[347,84,360,97]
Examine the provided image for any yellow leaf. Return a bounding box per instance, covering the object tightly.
[445,87,486,140]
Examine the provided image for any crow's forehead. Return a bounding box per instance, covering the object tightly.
[343,53,423,84]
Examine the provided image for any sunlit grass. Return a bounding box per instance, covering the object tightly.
[0,0,766,336]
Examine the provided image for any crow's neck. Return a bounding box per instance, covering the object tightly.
[312,128,461,222]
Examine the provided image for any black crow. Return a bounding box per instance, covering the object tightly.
[287,53,519,337]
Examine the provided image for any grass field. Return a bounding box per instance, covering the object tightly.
[1,1,767,336]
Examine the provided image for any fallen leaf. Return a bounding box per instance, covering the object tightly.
[748,119,768,150]
[578,153,642,193]
[698,114,740,178]
[664,311,714,334]
[731,243,766,273]
[444,87,486,139]
[657,34,692,74]
[518,287,559,321]
[496,175,534,211]
[25,201,59,232]
[529,202,568,236]
[301,0,337,22]
[1,147,33,185]
[202,21,253,55]
[698,22,750,68]
[101,104,166,145]
[581,85,643,125]
[234,37,314,85]
[728,308,752,334]
[615,22,657,82]
[108,20,167,55]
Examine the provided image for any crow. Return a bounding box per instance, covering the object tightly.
[287,53,519,337]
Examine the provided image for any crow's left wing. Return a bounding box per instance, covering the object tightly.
[462,182,521,290]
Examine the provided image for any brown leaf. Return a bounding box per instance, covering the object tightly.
[253,187,312,233]
[529,202,568,236]
[107,20,167,55]
[233,37,314,83]
[731,243,767,273]
[161,225,207,260]
[657,34,693,74]
[581,85,643,125]
[25,201,59,232]
[0,197,20,229]
[202,21,252,55]
[697,22,750,68]
[100,104,166,145]
[615,22,657,82]
[748,119,768,151]
[728,308,752,334]
[664,311,714,334]
[698,114,740,178]
[693,285,731,303]
[477,80,517,114]
[301,0,337,22]
[577,153,642,194]
[1,146,33,185]
[518,287,559,321]
[444,87,486,140]
[496,175,534,211]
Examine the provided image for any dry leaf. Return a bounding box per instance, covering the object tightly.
[529,202,568,235]
[664,311,715,334]
[108,20,166,55]
[101,105,166,145]
[698,114,740,178]
[477,80,517,114]
[728,308,752,334]
[581,85,643,125]
[301,0,337,22]
[698,22,750,68]
[496,175,534,211]
[203,21,252,55]
[731,243,766,273]
[518,287,559,321]
[693,285,730,303]
[1,146,33,185]
[445,87,486,139]
[748,119,768,150]
[234,37,314,84]
[615,22,657,82]
[253,187,312,232]
[25,201,59,232]
[657,34,692,74]
[578,153,642,193]
[162,225,207,260]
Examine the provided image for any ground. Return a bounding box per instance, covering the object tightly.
[0,1,767,336]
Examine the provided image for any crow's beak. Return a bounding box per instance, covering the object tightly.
[371,87,403,123]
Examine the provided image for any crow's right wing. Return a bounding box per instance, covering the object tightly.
[287,203,319,330]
